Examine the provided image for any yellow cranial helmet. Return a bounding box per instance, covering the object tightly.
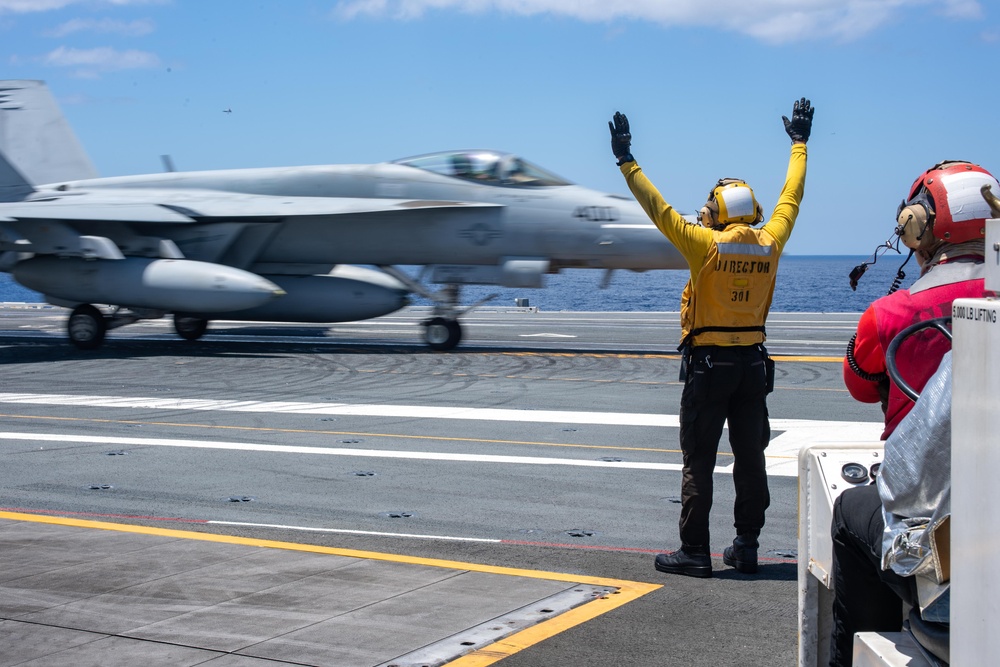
[698,178,764,229]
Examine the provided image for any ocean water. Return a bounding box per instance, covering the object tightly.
[0,255,916,313]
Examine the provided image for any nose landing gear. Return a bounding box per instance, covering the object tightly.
[423,316,462,351]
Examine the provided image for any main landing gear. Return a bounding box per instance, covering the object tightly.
[66,305,209,350]
[418,283,498,351]
[377,267,495,352]
[173,314,208,341]
[423,316,462,351]
[67,304,107,350]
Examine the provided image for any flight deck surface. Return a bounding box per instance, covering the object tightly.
[0,306,876,666]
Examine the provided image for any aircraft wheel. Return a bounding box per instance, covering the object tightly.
[68,304,107,350]
[424,317,462,351]
[174,314,209,341]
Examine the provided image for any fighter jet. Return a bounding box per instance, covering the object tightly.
[0,80,685,350]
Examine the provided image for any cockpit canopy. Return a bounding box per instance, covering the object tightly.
[393,150,572,187]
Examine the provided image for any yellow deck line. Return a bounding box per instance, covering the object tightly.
[0,510,660,666]
[445,587,637,666]
[496,352,845,363]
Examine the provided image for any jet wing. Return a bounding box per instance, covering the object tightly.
[0,189,501,223]
[0,188,507,265]
[0,201,196,224]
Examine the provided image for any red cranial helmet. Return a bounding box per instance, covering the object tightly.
[896,160,999,249]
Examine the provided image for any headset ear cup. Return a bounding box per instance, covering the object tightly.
[896,203,931,250]
[699,202,719,229]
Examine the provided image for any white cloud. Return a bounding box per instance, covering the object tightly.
[941,0,983,19]
[43,45,160,76]
[46,17,155,37]
[0,0,77,11]
[0,0,165,13]
[330,0,986,43]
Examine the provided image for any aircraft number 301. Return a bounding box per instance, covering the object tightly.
[573,206,619,221]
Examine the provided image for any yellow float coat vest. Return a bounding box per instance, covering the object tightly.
[619,143,806,348]
[681,225,777,347]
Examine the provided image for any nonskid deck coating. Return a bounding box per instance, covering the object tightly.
[0,511,659,667]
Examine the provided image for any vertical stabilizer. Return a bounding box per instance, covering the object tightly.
[0,151,33,202]
[0,80,98,186]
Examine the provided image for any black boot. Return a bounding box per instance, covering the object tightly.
[654,547,712,578]
[723,535,759,574]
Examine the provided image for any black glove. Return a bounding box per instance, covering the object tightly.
[609,111,634,165]
[782,97,814,144]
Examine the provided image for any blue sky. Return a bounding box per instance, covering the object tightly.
[2,0,998,255]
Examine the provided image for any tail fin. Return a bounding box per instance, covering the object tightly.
[0,80,98,189]
[0,151,33,202]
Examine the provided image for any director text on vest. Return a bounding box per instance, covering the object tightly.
[716,260,772,274]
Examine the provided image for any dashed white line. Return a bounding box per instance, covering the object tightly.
[208,520,501,543]
[0,431,691,471]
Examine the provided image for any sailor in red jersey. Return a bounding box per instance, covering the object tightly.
[844,160,998,440]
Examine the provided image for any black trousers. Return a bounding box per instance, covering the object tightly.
[677,344,771,550]
[829,484,918,667]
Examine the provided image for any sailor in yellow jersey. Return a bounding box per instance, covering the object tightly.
[609,98,813,578]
